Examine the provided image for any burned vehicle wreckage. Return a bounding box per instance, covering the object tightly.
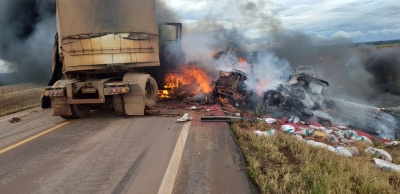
[213,70,329,118]
[213,67,399,139]
[262,73,329,117]
[213,69,252,106]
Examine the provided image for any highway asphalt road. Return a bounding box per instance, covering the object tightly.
[0,103,257,193]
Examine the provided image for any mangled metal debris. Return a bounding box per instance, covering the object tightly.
[200,116,242,123]
[213,69,251,106]
[262,73,329,116]
[9,117,21,123]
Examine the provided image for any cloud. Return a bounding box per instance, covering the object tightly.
[332,31,363,38]
[370,28,400,35]
[165,0,400,42]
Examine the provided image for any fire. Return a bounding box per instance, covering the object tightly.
[217,96,225,104]
[158,90,170,98]
[237,57,248,72]
[164,72,185,89]
[238,57,247,63]
[159,64,212,99]
[179,65,212,94]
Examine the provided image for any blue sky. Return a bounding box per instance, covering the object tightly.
[163,0,400,42]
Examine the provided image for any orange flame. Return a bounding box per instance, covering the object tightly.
[158,90,171,98]
[159,64,212,99]
[217,96,225,103]
[237,57,248,72]
[179,65,212,94]
[238,57,247,63]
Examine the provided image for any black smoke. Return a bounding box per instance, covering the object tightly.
[361,47,400,95]
[155,0,179,23]
[0,0,179,84]
[0,0,56,84]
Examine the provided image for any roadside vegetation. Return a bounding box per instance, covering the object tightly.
[0,88,42,116]
[232,121,400,193]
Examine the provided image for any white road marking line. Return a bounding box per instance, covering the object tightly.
[158,121,191,194]
[0,122,69,155]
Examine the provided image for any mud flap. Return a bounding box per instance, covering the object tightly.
[51,98,72,116]
[122,73,153,116]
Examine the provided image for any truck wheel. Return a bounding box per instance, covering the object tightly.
[113,95,125,116]
[71,104,91,118]
[144,77,158,107]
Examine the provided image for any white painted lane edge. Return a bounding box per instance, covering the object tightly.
[158,121,191,194]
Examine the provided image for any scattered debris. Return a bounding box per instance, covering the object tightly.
[384,140,399,147]
[280,125,295,134]
[365,147,393,162]
[177,113,192,122]
[351,135,373,144]
[344,146,360,156]
[336,146,353,157]
[201,116,242,123]
[254,129,275,136]
[188,106,199,110]
[159,112,181,117]
[373,158,400,173]
[324,134,339,144]
[306,140,329,148]
[9,117,21,123]
[265,118,277,124]
[293,134,304,141]
[296,128,314,136]
[288,116,300,124]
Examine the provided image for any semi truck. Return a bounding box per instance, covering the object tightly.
[42,0,181,118]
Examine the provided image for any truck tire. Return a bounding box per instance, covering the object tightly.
[144,77,158,107]
[113,94,125,116]
[71,104,91,118]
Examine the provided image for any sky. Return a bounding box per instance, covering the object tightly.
[163,0,400,42]
[1,0,400,75]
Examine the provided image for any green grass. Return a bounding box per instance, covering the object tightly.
[0,88,42,116]
[232,121,400,194]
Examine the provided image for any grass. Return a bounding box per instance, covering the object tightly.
[232,121,400,194]
[0,88,42,117]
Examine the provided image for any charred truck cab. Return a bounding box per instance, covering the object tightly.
[42,0,181,118]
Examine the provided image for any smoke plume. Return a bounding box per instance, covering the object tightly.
[176,0,400,138]
[361,47,400,96]
[0,0,56,84]
[155,0,180,23]
[0,0,179,84]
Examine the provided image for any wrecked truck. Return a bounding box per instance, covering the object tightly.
[263,73,329,116]
[41,0,181,118]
